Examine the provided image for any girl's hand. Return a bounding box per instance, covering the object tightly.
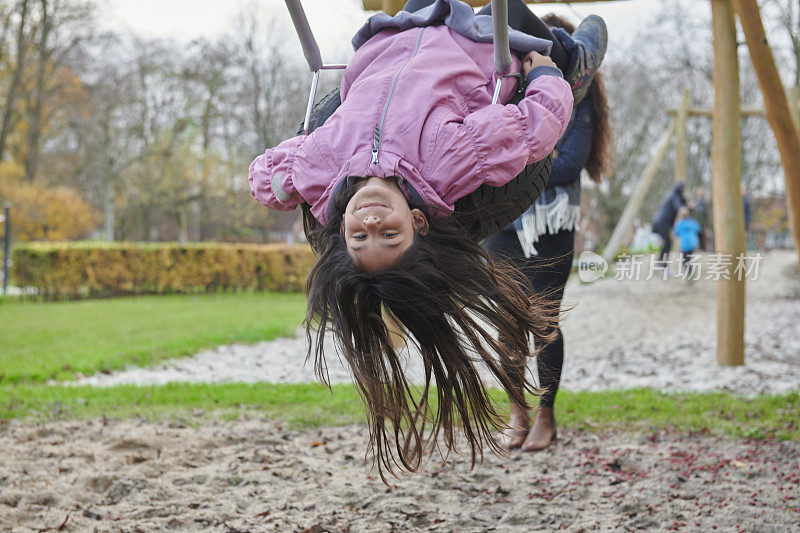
[522,51,556,76]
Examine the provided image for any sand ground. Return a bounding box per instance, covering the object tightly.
[6,251,799,531]
[1,418,798,532]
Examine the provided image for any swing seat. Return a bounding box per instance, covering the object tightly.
[298,87,553,242]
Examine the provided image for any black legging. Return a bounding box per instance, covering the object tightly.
[484,228,574,408]
[401,0,569,71]
[653,223,672,264]
[401,0,574,407]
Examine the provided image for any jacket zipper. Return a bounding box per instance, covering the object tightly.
[372,28,425,165]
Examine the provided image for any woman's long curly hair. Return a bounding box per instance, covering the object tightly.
[542,13,614,182]
[301,185,556,482]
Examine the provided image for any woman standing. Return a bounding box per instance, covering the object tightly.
[485,13,613,451]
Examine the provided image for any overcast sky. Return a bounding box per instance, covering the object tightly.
[97,0,697,62]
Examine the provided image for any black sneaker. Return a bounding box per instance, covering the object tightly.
[561,15,608,104]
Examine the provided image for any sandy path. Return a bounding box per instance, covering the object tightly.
[0,417,798,532]
[76,250,800,395]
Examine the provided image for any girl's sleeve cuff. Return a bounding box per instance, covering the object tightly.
[525,65,564,84]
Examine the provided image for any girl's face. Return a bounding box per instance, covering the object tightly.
[341,177,428,272]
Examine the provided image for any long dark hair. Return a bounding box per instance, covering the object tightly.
[303,188,556,481]
[542,13,613,182]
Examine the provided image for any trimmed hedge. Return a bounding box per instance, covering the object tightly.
[12,242,315,299]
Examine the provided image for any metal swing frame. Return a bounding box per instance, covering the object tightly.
[283,0,515,136]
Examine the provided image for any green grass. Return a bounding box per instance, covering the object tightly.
[555,389,800,440]
[1,291,796,441]
[0,383,367,428]
[1,384,796,440]
[0,293,306,384]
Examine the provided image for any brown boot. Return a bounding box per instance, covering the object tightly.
[500,403,530,449]
[521,407,557,451]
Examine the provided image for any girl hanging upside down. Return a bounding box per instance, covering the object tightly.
[249,0,607,479]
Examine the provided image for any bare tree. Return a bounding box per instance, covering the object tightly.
[0,0,30,163]
[181,37,236,240]
[763,0,800,88]
[0,2,16,67]
[23,0,51,182]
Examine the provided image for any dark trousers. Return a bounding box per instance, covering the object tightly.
[401,0,569,71]
[681,250,697,278]
[653,224,672,264]
[484,228,574,408]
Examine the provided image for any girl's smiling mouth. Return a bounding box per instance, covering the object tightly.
[356,202,389,211]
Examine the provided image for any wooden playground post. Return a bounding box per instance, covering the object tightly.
[380,0,406,15]
[789,87,800,133]
[711,0,745,367]
[602,120,676,264]
[668,105,767,117]
[733,0,800,268]
[674,88,691,184]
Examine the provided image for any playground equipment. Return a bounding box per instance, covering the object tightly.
[363,0,612,12]
[285,0,554,242]
[605,86,800,366]
[606,86,800,263]
[285,0,515,122]
[293,0,800,367]
[283,0,347,134]
[599,0,800,367]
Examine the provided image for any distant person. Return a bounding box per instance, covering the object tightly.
[689,186,709,250]
[673,206,701,279]
[652,182,687,267]
[741,184,753,232]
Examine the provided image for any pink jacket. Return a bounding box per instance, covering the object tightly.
[249,25,573,225]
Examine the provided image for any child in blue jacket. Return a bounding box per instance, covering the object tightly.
[674,206,701,277]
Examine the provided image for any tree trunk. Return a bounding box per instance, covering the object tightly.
[103,171,115,242]
[177,208,188,244]
[0,0,30,163]
[199,94,213,240]
[0,5,16,66]
[24,0,51,183]
[136,57,151,149]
